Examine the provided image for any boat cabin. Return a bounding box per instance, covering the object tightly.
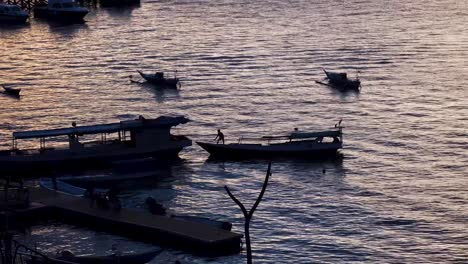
[47,0,82,9]
[9,115,190,154]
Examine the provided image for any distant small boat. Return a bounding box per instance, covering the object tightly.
[0,4,29,24]
[2,84,21,96]
[135,70,180,88]
[317,68,361,91]
[54,249,163,264]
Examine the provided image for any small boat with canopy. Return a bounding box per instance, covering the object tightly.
[132,70,180,88]
[197,122,343,159]
[317,68,361,91]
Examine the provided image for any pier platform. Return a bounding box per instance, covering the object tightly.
[13,188,242,257]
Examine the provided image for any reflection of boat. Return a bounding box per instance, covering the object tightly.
[317,68,361,91]
[2,84,21,96]
[197,124,343,159]
[0,4,28,24]
[0,116,191,176]
[135,70,180,88]
[60,158,164,188]
[33,0,89,23]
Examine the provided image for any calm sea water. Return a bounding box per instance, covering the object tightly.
[1,0,467,263]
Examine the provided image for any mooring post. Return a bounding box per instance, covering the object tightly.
[224,162,272,264]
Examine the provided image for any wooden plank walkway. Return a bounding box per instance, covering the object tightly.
[27,188,242,256]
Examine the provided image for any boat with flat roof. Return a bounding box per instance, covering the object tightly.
[197,123,343,159]
[0,115,191,176]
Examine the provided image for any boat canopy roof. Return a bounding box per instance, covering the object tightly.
[13,115,189,140]
[289,130,341,139]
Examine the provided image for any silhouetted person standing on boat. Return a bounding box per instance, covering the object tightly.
[215,129,225,144]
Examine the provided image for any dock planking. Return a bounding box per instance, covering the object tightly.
[26,188,242,256]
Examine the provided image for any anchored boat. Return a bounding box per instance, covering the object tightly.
[0,4,28,24]
[197,124,343,159]
[135,70,180,88]
[0,116,191,176]
[33,0,89,23]
[2,84,21,96]
[317,68,361,91]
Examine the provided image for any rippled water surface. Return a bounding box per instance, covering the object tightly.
[1,0,467,263]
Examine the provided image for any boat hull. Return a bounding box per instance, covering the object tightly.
[197,141,342,159]
[0,142,190,178]
[138,71,179,88]
[33,7,88,22]
[0,14,28,24]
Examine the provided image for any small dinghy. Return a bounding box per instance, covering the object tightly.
[2,84,21,96]
[132,70,180,88]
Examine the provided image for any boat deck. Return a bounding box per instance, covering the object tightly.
[23,188,242,256]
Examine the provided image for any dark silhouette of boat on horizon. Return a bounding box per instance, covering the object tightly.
[133,70,180,89]
[2,84,21,96]
[316,68,361,91]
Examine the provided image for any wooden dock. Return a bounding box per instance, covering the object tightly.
[15,188,242,257]
[6,0,47,11]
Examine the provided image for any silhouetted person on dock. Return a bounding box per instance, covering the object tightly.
[215,129,225,144]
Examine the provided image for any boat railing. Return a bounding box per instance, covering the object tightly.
[237,136,289,145]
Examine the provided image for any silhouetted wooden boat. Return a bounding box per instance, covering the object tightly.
[33,0,89,23]
[136,70,180,88]
[0,4,28,24]
[197,125,343,159]
[319,68,361,90]
[2,84,21,96]
[0,115,191,176]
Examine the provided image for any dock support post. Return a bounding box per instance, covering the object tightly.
[224,162,272,264]
[1,232,13,264]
